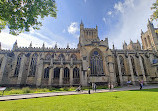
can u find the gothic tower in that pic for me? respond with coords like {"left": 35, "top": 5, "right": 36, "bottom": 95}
{"left": 141, "top": 19, "right": 158, "bottom": 51}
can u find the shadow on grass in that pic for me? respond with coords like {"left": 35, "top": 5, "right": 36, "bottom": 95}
{"left": 129, "top": 88, "right": 158, "bottom": 92}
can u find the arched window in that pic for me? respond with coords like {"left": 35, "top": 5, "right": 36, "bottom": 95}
{"left": 130, "top": 56, "right": 137, "bottom": 76}
{"left": 44, "top": 67, "right": 49, "bottom": 78}
{"left": 14, "top": 54, "right": 23, "bottom": 76}
{"left": 29, "top": 53, "right": 38, "bottom": 76}
{"left": 45, "top": 54, "right": 51, "bottom": 60}
{"left": 119, "top": 56, "right": 126, "bottom": 75}
{"left": 54, "top": 67, "right": 60, "bottom": 78}
{"left": 141, "top": 56, "right": 147, "bottom": 76}
{"left": 58, "top": 54, "right": 65, "bottom": 61}
{"left": 64, "top": 67, "right": 69, "bottom": 78}
{"left": 73, "top": 67, "right": 80, "bottom": 78}
{"left": 90, "top": 50, "right": 104, "bottom": 76}
{"left": 71, "top": 54, "right": 77, "bottom": 61}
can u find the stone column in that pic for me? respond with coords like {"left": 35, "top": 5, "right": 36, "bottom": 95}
{"left": 70, "top": 66, "right": 73, "bottom": 86}
{"left": 59, "top": 67, "right": 63, "bottom": 86}
{"left": 48, "top": 67, "right": 54, "bottom": 86}
{"left": 108, "top": 62, "right": 116, "bottom": 87}
{"left": 139, "top": 56, "right": 147, "bottom": 84}
{"left": 79, "top": 66, "right": 83, "bottom": 85}
{"left": 49, "top": 58, "right": 54, "bottom": 86}
{"left": 117, "top": 56, "right": 123, "bottom": 86}
{"left": 17, "top": 54, "right": 27, "bottom": 85}
{"left": 0, "top": 55, "right": 7, "bottom": 84}
{"left": 128, "top": 56, "right": 136, "bottom": 85}
{"left": 36, "top": 56, "right": 44, "bottom": 87}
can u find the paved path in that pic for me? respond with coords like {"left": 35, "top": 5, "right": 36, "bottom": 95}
{"left": 0, "top": 85, "right": 158, "bottom": 101}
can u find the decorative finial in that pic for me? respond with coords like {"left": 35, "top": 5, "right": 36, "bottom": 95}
{"left": 42, "top": 42, "right": 45, "bottom": 48}
{"left": 29, "top": 41, "right": 32, "bottom": 47}
{"left": 55, "top": 42, "right": 57, "bottom": 49}
{"left": 67, "top": 43, "right": 69, "bottom": 49}
{"left": 0, "top": 42, "right": 1, "bottom": 50}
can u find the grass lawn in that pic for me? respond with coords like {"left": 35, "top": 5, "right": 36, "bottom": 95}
{"left": 0, "top": 88, "right": 158, "bottom": 111}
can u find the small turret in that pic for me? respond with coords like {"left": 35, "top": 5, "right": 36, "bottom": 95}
{"left": 13, "top": 40, "right": 18, "bottom": 51}
{"left": 80, "top": 20, "right": 84, "bottom": 30}
{"left": 67, "top": 43, "right": 69, "bottom": 49}
{"left": 55, "top": 43, "right": 57, "bottom": 49}
{"left": 123, "top": 41, "right": 127, "bottom": 50}
{"left": 42, "top": 42, "right": 45, "bottom": 48}
{"left": 96, "top": 25, "right": 98, "bottom": 30}
{"left": 0, "top": 42, "right": 1, "bottom": 50}
{"left": 29, "top": 41, "right": 32, "bottom": 47}
{"left": 141, "top": 29, "right": 144, "bottom": 35}
{"left": 113, "top": 43, "right": 115, "bottom": 50}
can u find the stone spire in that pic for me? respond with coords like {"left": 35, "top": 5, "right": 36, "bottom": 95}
{"left": 96, "top": 25, "right": 98, "bottom": 30}
{"left": 80, "top": 20, "right": 84, "bottom": 30}
{"left": 0, "top": 42, "right": 1, "bottom": 50}
{"left": 42, "top": 42, "right": 45, "bottom": 48}
{"left": 123, "top": 41, "right": 127, "bottom": 50}
{"left": 130, "top": 39, "right": 133, "bottom": 44}
{"left": 141, "top": 29, "right": 144, "bottom": 35}
{"left": 67, "top": 43, "right": 69, "bottom": 49}
{"left": 55, "top": 43, "right": 57, "bottom": 49}
{"left": 29, "top": 41, "right": 32, "bottom": 47}
{"left": 112, "top": 43, "right": 115, "bottom": 50}
{"left": 13, "top": 40, "right": 18, "bottom": 51}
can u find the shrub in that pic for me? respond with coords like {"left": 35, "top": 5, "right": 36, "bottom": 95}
{"left": 22, "top": 87, "right": 31, "bottom": 93}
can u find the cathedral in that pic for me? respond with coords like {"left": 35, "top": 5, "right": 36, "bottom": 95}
{"left": 0, "top": 20, "right": 158, "bottom": 87}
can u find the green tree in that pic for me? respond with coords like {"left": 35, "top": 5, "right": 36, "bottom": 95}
{"left": 0, "top": 0, "right": 57, "bottom": 35}
{"left": 151, "top": 0, "right": 158, "bottom": 21}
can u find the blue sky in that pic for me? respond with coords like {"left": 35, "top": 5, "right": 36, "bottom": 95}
{"left": 0, "top": 0, "right": 156, "bottom": 49}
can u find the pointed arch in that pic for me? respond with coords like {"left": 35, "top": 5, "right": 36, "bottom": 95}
{"left": 14, "top": 53, "right": 23, "bottom": 76}
{"left": 119, "top": 55, "right": 126, "bottom": 75}
{"left": 71, "top": 54, "right": 77, "bottom": 61}
{"left": 45, "top": 53, "right": 51, "bottom": 60}
{"left": 44, "top": 67, "right": 49, "bottom": 78}
{"left": 90, "top": 49, "right": 104, "bottom": 76}
{"left": 73, "top": 67, "right": 80, "bottom": 78}
{"left": 54, "top": 67, "right": 60, "bottom": 78}
{"left": 29, "top": 53, "right": 38, "bottom": 76}
{"left": 64, "top": 67, "right": 70, "bottom": 78}
{"left": 58, "top": 53, "right": 65, "bottom": 61}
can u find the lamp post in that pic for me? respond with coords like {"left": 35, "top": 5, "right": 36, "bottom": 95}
{"left": 87, "top": 67, "right": 91, "bottom": 94}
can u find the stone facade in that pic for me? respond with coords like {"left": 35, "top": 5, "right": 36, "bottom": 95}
{"left": 0, "top": 20, "right": 158, "bottom": 87}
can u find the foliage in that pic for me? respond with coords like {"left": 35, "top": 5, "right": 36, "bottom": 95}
{"left": 0, "top": 0, "right": 57, "bottom": 35}
{"left": 22, "top": 87, "right": 31, "bottom": 93}
{"left": 0, "top": 88, "right": 158, "bottom": 110}
{"left": 151, "top": 0, "right": 158, "bottom": 21}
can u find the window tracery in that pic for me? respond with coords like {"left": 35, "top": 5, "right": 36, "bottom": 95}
{"left": 73, "top": 67, "right": 80, "bottom": 78}
{"left": 58, "top": 54, "right": 65, "bottom": 61}
{"left": 29, "top": 53, "right": 38, "bottom": 76}
{"left": 119, "top": 56, "right": 126, "bottom": 75}
{"left": 44, "top": 67, "right": 49, "bottom": 78}
{"left": 90, "top": 50, "right": 104, "bottom": 76}
{"left": 14, "top": 54, "right": 23, "bottom": 76}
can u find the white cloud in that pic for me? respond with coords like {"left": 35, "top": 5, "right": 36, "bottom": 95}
{"left": 68, "top": 22, "right": 79, "bottom": 34}
{"left": 107, "top": 11, "right": 112, "bottom": 15}
{"left": 114, "top": 0, "right": 134, "bottom": 14}
{"left": 109, "top": 0, "right": 155, "bottom": 49}
{"left": 102, "top": 17, "right": 106, "bottom": 24}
